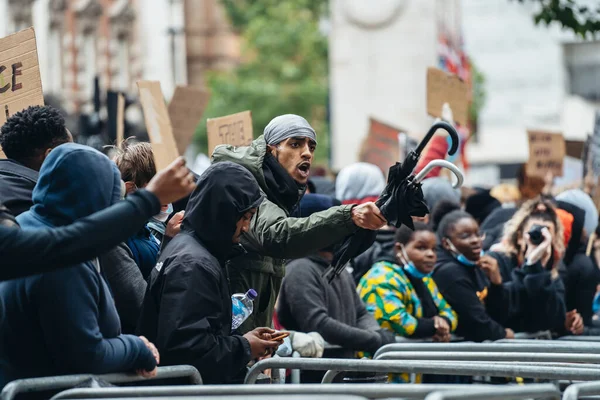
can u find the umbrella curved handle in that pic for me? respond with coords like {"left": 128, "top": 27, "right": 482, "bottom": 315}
{"left": 414, "top": 160, "right": 464, "bottom": 189}
{"left": 414, "top": 121, "right": 460, "bottom": 157}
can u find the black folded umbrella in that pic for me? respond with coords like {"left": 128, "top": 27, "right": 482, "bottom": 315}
{"left": 325, "top": 121, "right": 460, "bottom": 282}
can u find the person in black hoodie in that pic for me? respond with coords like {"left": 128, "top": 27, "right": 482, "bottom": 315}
{"left": 433, "top": 208, "right": 514, "bottom": 342}
{"left": 0, "top": 157, "right": 196, "bottom": 281}
{"left": 555, "top": 192, "right": 600, "bottom": 331}
{"left": 0, "top": 144, "right": 159, "bottom": 389}
{"left": 0, "top": 106, "right": 72, "bottom": 217}
{"left": 137, "top": 161, "right": 283, "bottom": 384}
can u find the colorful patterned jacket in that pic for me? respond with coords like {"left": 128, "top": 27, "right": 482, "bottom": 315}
{"left": 358, "top": 261, "right": 458, "bottom": 337}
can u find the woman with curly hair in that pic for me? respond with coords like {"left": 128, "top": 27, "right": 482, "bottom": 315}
{"left": 489, "top": 198, "right": 578, "bottom": 334}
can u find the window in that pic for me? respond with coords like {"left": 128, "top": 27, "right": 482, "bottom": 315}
{"left": 564, "top": 41, "right": 600, "bottom": 101}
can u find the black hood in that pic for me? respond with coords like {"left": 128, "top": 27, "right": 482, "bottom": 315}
{"left": 182, "top": 161, "right": 264, "bottom": 262}
{"left": 556, "top": 200, "right": 585, "bottom": 265}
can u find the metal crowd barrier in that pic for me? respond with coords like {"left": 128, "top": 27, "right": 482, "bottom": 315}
{"left": 375, "top": 351, "right": 600, "bottom": 363}
{"left": 559, "top": 336, "right": 600, "bottom": 342}
{"left": 0, "top": 365, "right": 201, "bottom": 400}
{"left": 563, "top": 380, "right": 600, "bottom": 400}
{"left": 424, "top": 384, "right": 560, "bottom": 400}
{"left": 242, "top": 358, "right": 600, "bottom": 384}
{"left": 50, "top": 384, "right": 495, "bottom": 400}
{"left": 373, "top": 341, "right": 600, "bottom": 359}
{"left": 512, "top": 331, "right": 553, "bottom": 340}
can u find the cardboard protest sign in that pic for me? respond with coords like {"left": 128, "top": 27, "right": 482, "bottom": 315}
{"left": 168, "top": 85, "right": 210, "bottom": 155}
{"left": 207, "top": 110, "right": 253, "bottom": 156}
{"left": 427, "top": 67, "right": 469, "bottom": 126}
{"left": 526, "top": 130, "right": 565, "bottom": 178}
{"left": 116, "top": 93, "right": 125, "bottom": 147}
{"left": 0, "top": 28, "right": 44, "bottom": 158}
{"left": 359, "top": 118, "right": 403, "bottom": 176}
{"left": 136, "top": 81, "right": 179, "bottom": 171}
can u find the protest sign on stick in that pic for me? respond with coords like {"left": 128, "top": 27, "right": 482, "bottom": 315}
{"left": 427, "top": 67, "right": 469, "bottom": 127}
{"left": 526, "top": 130, "right": 565, "bottom": 178}
{"left": 137, "top": 81, "right": 179, "bottom": 171}
{"left": 168, "top": 85, "right": 210, "bottom": 155}
{"left": 0, "top": 27, "right": 44, "bottom": 158}
{"left": 359, "top": 118, "right": 404, "bottom": 177}
{"left": 116, "top": 93, "right": 125, "bottom": 147}
{"left": 207, "top": 110, "right": 253, "bottom": 156}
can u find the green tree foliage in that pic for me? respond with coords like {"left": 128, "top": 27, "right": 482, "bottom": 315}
{"left": 469, "top": 59, "right": 486, "bottom": 140}
{"left": 516, "top": 0, "right": 600, "bottom": 38}
{"left": 195, "top": 0, "right": 330, "bottom": 163}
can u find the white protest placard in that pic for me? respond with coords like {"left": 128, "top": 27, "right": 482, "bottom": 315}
{"left": 168, "top": 85, "right": 210, "bottom": 155}
{"left": 0, "top": 27, "right": 44, "bottom": 158}
{"left": 207, "top": 110, "right": 253, "bottom": 156}
{"left": 526, "top": 130, "right": 565, "bottom": 178}
{"left": 427, "top": 67, "right": 469, "bottom": 127}
{"left": 137, "top": 81, "right": 179, "bottom": 171}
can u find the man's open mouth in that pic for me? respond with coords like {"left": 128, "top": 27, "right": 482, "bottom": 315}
{"left": 297, "top": 162, "right": 311, "bottom": 178}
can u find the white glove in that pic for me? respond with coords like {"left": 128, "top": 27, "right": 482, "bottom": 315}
{"left": 290, "top": 331, "right": 325, "bottom": 358}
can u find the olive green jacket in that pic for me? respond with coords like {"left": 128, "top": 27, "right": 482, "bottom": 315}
{"left": 212, "top": 136, "right": 357, "bottom": 330}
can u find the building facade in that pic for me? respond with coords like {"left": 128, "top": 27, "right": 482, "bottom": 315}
{"left": 1, "top": 0, "right": 239, "bottom": 127}
{"left": 461, "top": 0, "right": 600, "bottom": 186}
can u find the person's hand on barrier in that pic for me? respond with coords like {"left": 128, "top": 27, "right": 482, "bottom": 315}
{"left": 290, "top": 331, "right": 325, "bottom": 358}
{"left": 351, "top": 202, "right": 387, "bottom": 230}
{"left": 478, "top": 255, "right": 502, "bottom": 285}
{"left": 433, "top": 316, "right": 450, "bottom": 335}
{"left": 566, "top": 310, "right": 584, "bottom": 335}
{"left": 136, "top": 336, "right": 159, "bottom": 378}
{"left": 244, "top": 327, "right": 283, "bottom": 359}
{"left": 145, "top": 157, "right": 196, "bottom": 205}
{"left": 504, "top": 328, "right": 515, "bottom": 339}
{"left": 165, "top": 211, "right": 184, "bottom": 238}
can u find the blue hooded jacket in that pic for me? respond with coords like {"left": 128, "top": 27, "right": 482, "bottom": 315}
{"left": 0, "top": 143, "right": 155, "bottom": 388}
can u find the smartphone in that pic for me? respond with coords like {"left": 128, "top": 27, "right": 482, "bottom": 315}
{"left": 270, "top": 331, "right": 290, "bottom": 341}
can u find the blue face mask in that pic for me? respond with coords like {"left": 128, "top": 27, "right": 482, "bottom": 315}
{"left": 456, "top": 253, "right": 478, "bottom": 267}
{"left": 447, "top": 241, "right": 484, "bottom": 267}
{"left": 403, "top": 262, "right": 431, "bottom": 279}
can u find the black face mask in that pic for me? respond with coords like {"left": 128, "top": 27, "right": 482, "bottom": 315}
{"left": 262, "top": 153, "right": 305, "bottom": 214}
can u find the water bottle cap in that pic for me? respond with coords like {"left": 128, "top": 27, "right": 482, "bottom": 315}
{"left": 247, "top": 289, "right": 257, "bottom": 300}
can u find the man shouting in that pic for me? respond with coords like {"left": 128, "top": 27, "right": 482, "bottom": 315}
{"left": 213, "top": 114, "right": 386, "bottom": 332}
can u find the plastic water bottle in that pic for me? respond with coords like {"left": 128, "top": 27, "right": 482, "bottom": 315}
{"left": 231, "top": 289, "right": 257, "bottom": 331}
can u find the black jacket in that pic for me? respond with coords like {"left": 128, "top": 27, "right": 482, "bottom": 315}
{"left": 136, "top": 162, "right": 264, "bottom": 384}
{"left": 433, "top": 250, "right": 507, "bottom": 342}
{"left": 0, "top": 190, "right": 160, "bottom": 281}
{"left": 556, "top": 201, "right": 600, "bottom": 326}
{"left": 278, "top": 254, "right": 391, "bottom": 359}
{"left": 503, "top": 262, "right": 566, "bottom": 333}
{"left": 350, "top": 229, "right": 396, "bottom": 284}
{"left": 0, "top": 159, "right": 38, "bottom": 217}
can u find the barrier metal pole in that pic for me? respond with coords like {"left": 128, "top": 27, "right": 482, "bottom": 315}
{"left": 0, "top": 365, "right": 201, "bottom": 400}
{"left": 50, "top": 384, "right": 496, "bottom": 400}
{"left": 425, "top": 384, "right": 560, "bottom": 400}
{"left": 291, "top": 351, "right": 301, "bottom": 384}
{"left": 373, "top": 342, "right": 600, "bottom": 359}
{"left": 558, "top": 336, "right": 600, "bottom": 342}
{"left": 562, "top": 381, "right": 600, "bottom": 400}
{"left": 243, "top": 358, "right": 600, "bottom": 384}
{"left": 376, "top": 351, "right": 600, "bottom": 363}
